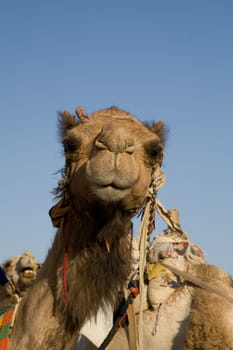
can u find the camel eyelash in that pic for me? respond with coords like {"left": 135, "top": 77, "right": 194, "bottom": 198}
{"left": 63, "top": 139, "right": 80, "bottom": 153}
{"left": 144, "top": 141, "right": 163, "bottom": 159}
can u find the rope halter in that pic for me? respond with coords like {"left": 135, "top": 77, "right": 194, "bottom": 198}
{"left": 136, "top": 164, "right": 166, "bottom": 350}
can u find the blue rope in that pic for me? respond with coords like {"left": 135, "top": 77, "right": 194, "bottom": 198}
{"left": 0, "top": 265, "right": 9, "bottom": 286}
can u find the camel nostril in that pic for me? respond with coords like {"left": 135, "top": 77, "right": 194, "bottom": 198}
{"left": 125, "top": 145, "right": 135, "bottom": 154}
{"left": 95, "top": 139, "right": 108, "bottom": 150}
{"left": 96, "top": 138, "right": 135, "bottom": 154}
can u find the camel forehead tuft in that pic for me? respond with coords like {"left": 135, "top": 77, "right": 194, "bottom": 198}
{"left": 88, "top": 106, "right": 146, "bottom": 126}
{"left": 63, "top": 106, "right": 162, "bottom": 144}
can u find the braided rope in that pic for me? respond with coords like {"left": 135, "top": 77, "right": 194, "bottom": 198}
{"left": 137, "top": 164, "right": 166, "bottom": 350}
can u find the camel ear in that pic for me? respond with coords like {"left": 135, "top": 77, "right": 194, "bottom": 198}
{"left": 59, "top": 110, "right": 79, "bottom": 138}
{"left": 2, "top": 259, "right": 12, "bottom": 272}
{"left": 149, "top": 121, "right": 166, "bottom": 144}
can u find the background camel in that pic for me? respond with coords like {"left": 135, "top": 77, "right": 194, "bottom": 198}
{"left": 0, "top": 251, "right": 40, "bottom": 309}
{"left": 8, "top": 106, "right": 165, "bottom": 350}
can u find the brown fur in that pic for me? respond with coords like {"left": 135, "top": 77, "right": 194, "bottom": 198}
{"left": 184, "top": 264, "right": 233, "bottom": 350}
{"left": 9, "top": 106, "right": 165, "bottom": 350}
{"left": 55, "top": 209, "right": 132, "bottom": 331}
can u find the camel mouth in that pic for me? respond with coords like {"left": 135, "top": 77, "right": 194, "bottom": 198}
{"left": 94, "top": 184, "right": 131, "bottom": 202}
{"left": 22, "top": 266, "right": 33, "bottom": 272}
{"left": 21, "top": 267, "right": 37, "bottom": 279}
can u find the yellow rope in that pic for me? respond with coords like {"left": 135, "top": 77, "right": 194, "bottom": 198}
{"left": 137, "top": 201, "right": 151, "bottom": 350}
{"left": 155, "top": 199, "right": 184, "bottom": 235}
{"left": 136, "top": 165, "right": 166, "bottom": 349}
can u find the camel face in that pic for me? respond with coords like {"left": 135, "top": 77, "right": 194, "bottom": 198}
{"left": 60, "top": 107, "right": 165, "bottom": 212}
{"left": 3, "top": 251, "right": 40, "bottom": 296}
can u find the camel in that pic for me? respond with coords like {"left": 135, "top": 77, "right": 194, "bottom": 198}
{"left": 107, "top": 209, "right": 233, "bottom": 350}
{"left": 0, "top": 251, "right": 40, "bottom": 309}
{"left": 8, "top": 106, "right": 166, "bottom": 350}
{"left": 108, "top": 264, "right": 233, "bottom": 350}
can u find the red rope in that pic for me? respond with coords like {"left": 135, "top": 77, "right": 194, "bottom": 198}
{"left": 63, "top": 209, "right": 72, "bottom": 304}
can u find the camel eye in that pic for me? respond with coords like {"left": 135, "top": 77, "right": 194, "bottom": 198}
{"left": 144, "top": 140, "right": 162, "bottom": 160}
{"left": 63, "top": 139, "right": 79, "bottom": 153}
{"left": 148, "top": 148, "right": 159, "bottom": 158}
{"left": 4, "top": 262, "right": 11, "bottom": 269}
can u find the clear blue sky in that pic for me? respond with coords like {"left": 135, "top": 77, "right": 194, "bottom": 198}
{"left": 0, "top": 1, "right": 232, "bottom": 275}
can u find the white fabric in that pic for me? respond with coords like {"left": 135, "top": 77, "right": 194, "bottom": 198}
{"left": 78, "top": 303, "right": 114, "bottom": 347}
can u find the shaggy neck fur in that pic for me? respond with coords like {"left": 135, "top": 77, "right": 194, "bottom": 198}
{"left": 54, "top": 204, "right": 132, "bottom": 332}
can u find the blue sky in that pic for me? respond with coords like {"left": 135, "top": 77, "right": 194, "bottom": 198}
{"left": 0, "top": 1, "right": 232, "bottom": 275}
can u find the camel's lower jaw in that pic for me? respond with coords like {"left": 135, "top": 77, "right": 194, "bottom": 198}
{"left": 94, "top": 185, "right": 131, "bottom": 202}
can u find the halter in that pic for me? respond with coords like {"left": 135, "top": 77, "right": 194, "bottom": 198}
{"left": 134, "top": 164, "right": 166, "bottom": 350}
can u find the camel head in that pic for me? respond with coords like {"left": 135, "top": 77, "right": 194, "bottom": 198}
{"left": 3, "top": 251, "right": 40, "bottom": 296}
{"left": 58, "top": 106, "right": 165, "bottom": 216}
